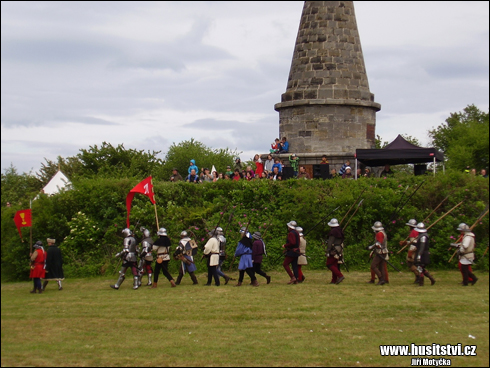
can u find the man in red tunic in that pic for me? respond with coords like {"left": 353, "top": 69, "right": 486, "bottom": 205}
{"left": 282, "top": 221, "right": 300, "bottom": 284}
{"left": 29, "top": 241, "right": 46, "bottom": 294}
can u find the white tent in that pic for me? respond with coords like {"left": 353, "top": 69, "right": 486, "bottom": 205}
{"left": 42, "top": 171, "right": 72, "bottom": 195}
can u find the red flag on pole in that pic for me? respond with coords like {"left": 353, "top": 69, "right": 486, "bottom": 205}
{"left": 13, "top": 209, "right": 32, "bottom": 239}
{"left": 126, "top": 176, "right": 155, "bottom": 227}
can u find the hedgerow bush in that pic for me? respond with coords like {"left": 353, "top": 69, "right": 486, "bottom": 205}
{"left": 1, "top": 171, "right": 488, "bottom": 281}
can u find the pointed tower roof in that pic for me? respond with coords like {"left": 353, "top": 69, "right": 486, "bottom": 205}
{"left": 275, "top": 1, "right": 380, "bottom": 110}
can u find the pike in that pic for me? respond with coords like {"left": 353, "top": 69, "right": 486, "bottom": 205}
{"left": 448, "top": 207, "right": 489, "bottom": 263}
{"left": 340, "top": 188, "right": 366, "bottom": 225}
{"left": 397, "top": 201, "right": 464, "bottom": 255}
{"left": 422, "top": 189, "right": 455, "bottom": 223}
{"left": 343, "top": 199, "right": 364, "bottom": 231}
{"left": 227, "top": 216, "right": 252, "bottom": 272}
{"left": 303, "top": 206, "right": 340, "bottom": 237}
{"left": 390, "top": 180, "right": 426, "bottom": 223}
{"left": 376, "top": 252, "right": 401, "bottom": 272}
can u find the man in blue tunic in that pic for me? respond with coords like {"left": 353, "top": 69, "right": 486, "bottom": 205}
{"left": 174, "top": 231, "right": 199, "bottom": 285}
{"left": 234, "top": 227, "right": 259, "bottom": 287}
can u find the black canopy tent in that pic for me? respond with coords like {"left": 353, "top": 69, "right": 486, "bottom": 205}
{"left": 355, "top": 135, "right": 444, "bottom": 177}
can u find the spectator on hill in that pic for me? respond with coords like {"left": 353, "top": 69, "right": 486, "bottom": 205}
{"left": 480, "top": 169, "right": 488, "bottom": 178}
{"left": 253, "top": 154, "right": 264, "bottom": 178}
{"left": 272, "top": 157, "right": 282, "bottom": 174}
{"left": 380, "top": 164, "right": 394, "bottom": 177}
{"left": 186, "top": 169, "right": 201, "bottom": 183}
{"left": 225, "top": 166, "right": 234, "bottom": 177}
{"left": 278, "top": 137, "right": 289, "bottom": 153}
{"left": 232, "top": 169, "right": 242, "bottom": 181}
{"left": 342, "top": 167, "right": 354, "bottom": 179}
{"left": 330, "top": 168, "right": 339, "bottom": 179}
{"left": 298, "top": 166, "right": 311, "bottom": 180}
{"left": 339, "top": 160, "right": 351, "bottom": 176}
{"left": 289, "top": 154, "right": 300, "bottom": 177}
{"left": 170, "top": 168, "right": 183, "bottom": 182}
{"left": 188, "top": 159, "right": 198, "bottom": 175}
{"left": 234, "top": 157, "right": 244, "bottom": 172}
{"left": 320, "top": 155, "right": 329, "bottom": 164}
{"left": 268, "top": 166, "right": 280, "bottom": 181}
{"left": 264, "top": 154, "right": 274, "bottom": 173}
{"left": 270, "top": 138, "right": 281, "bottom": 153}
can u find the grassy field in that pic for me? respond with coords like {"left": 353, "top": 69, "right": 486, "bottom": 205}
{"left": 1, "top": 270, "right": 488, "bottom": 367}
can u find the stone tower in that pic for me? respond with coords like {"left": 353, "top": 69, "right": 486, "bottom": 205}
{"left": 274, "top": 1, "right": 381, "bottom": 166}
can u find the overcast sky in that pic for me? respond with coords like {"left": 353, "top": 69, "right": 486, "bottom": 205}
{"left": 2, "top": 1, "right": 488, "bottom": 175}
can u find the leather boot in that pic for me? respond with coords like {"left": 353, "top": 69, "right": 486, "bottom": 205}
{"left": 251, "top": 279, "right": 259, "bottom": 287}
{"left": 424, "top": 271, "right": 436, "bottom": 285}
{"left": 287, "top": 277, "right": 297, "bottom": 284}
{"left": 234, "top": 282, "right": 242, "bottom": 287}
{"left": 151, "top": 282, "right": 158, "bottom": 289}
{"left": 266, "top": 275, "right": 271, "bottom": 284}
{"left": 170, "top": 280, "right": 177, "bottom": 288}
{"left": 30, "top": 288, "right": 37, "bottom": 294}
{"left": 175, "top": 274, "right": 183, "bottom": 285}
{"left": 418, "top": 276, "right": 424, "bottom": 286}
{"left": 42, "top": 280, "right": 49, "bottom": 291}
{"left": 190, "top": 273, "right": 199, "bottom": 285}
{"left": 37, "top": 286, "right": 43, "bottom": 294}
{"left": 224, "top": 276, "right": 231, "bottom": 285}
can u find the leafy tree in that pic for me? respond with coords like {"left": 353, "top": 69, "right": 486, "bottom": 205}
{"left": 74, "top": 142, "right": 164, "bottom": 179}
{"left": 1, "top": 165, "right": 42, "bottom": 207}
{"left": 429, "top": 104, "right": 489, "bottom": 170}
{"left": 161, "top": 138, "right": 239, "bottom": 180}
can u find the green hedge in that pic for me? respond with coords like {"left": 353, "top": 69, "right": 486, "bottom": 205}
{"left": 1, "top": 171, "right": 488, "bottom": 281}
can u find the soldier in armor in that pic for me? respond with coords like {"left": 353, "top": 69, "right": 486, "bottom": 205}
{"left": 453, "top": 223, "right": 478, "bottom": 286}
{"left": 234, "top": 227, "right": 258, "bottom": 287}
{"left": 367, "top": 221, "right": 389, "bottom": 285}
{"left": 414, "top": 222, "right": 436, "bottom": 286}
{"left": 203, "top": 229, "right": 221, "bottom": 286}
{"left": 296, "top": 227, "right": 307, "bottom": 283}
{"left": 110, "top": 228, "right": 140, "bottom": 290}
{"left": 325, "top": 218, "right": 345, "bottom": 285}
{"left": 138, "top": 227, "right": 154, "bottom": 286}
{"left": 174, "top": 231, "right": 199, "bottom": 285}
{"left": 400, "top": 219, "right": 420, "bottom": 284}
{"left": 282, "top": 221, "right": 300, "bottom": 284}
{"left": 151, "top": 228, "right": 176, "bottom": 288}
{"left": 215, "top": 227, "right": 233, "bottom": 285}
{"left": 252, "top": 231, "right": 271, "bottom": 284}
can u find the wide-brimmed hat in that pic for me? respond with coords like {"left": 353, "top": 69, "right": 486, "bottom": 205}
{"left": 327, "top": 218, "right": 339, "bottom": 227}
{"left": 287, "top": 221, "right": 297, "bottom": 229}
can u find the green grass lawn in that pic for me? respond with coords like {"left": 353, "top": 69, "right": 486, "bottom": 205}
{"left": 1, "top": 270, "right": 488, "bottom": 367}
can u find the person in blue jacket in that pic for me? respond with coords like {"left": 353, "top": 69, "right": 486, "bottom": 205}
{"left": 188, "top": 159, "right": 198, "bottom": 174}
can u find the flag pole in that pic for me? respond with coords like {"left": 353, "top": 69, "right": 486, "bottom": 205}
{"left": 152, "top": 178, "right": 159, "bottom": 230}
{"left": 154, "top": 203, "right": 159, "bottom": 230}
{"left": 29, "top": 198, "right": 33, "bottom": 254}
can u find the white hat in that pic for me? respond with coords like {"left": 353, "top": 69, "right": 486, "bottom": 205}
{"left": 287, "top": 221, "right": 297, "bottom": 229}
{"left": 327, "top": 218, "right": 339, "bottom": 227}
{"left": 157, "top": 228, "right": 167, "bottom": 236}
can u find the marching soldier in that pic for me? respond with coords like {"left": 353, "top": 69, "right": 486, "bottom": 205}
{"left": 234, "top": 227, "right": 258, "bottom": 287}
{"left": 215, "top": 227, "right": 233, "bottom": 284}
{"left": 367, "top": 221, "right": 389, "bottom": 286}
{"left": 414, "top": 222, "right": 436, "bottom": 286}
{"left": 400, "top": 219, "right": 420, "bottom": 284}
{"left": 252, "top": 231, "right": 271, "bottom": 284}
{"left": 30, "top": 241, "right": 46, "bottom": 294}
{"left": 174, "top": 231, "right": 199, "bottom": 285}
{"left": 138, "top": 227, "right": 154, "bottom": 286}
{"left": 325, "top": 219, "right": 345, "bottom": 285}
{"left": 282, "top": 221, "right": 300, "bottom": 284}
{"left": 110, "top": 228, "right": 140, "bottom": 290}
{"left": 203, "top": 229, "right": 221, "bottom": 286}
{"left": 296, "top": 227, "right": 307, "bottom": 283}
{"left": 151, "top": 228, "right": 176, "bottom": 288}
{"left": 454, "top": 223, "right": 478, "bottom": 286}
{"left": 42, "top": 238, "right": 65, "bottom": 291}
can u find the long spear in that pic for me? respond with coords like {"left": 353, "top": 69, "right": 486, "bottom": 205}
{"left": 397, "top": 201, "right": 464, "bottom": 254}
{"left": 303, "top": 206, "right": 340, "bottom": 237}
{"left": 448, "top": 208, "right": 489, "bottom": 263}
{"left": 340, "top": 188, "right": 366, "bottom": 225}
{"left": 343, "top": 199, "right": 364, "bottom": 231}
{"left": 422, "top": 190, "right": 455, "bottom": 223}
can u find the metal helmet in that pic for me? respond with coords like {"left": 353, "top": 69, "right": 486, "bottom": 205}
{"left": 457, "top": 223, "right": 470, "bottom": 232}
{"left": 157, "top": 228, "right": 167, "bottom": 236}
{"left": 180, "top": 230, "right": 188, "bottom": 238}
{"left": 208, "top": 229, "right": 218, "bottom": 237}
{"left": 287, "top": 221, "right": 297, "bottom": 229}
{"left": 415, "top": 222, "right": 427, "bottom": 233}
{"left": 252, "top": 231, "right": 262, "bottom": 240}
{"left": 33, "top": 240, "right": 43, "bottom": 249}
{"left": 295, "top": 227, "right": 304, "bottom": 236}
{"left": 406, "top": 219, "right": 417, "bottom": 227}
{"left": 372, "top": 221, "right": 384, "bottom": 231}
{"left": 328, "top": 218, "right": 339, "bottom": 227}
{"left": 140, "top": 227, "right": 150, "bottom": 238}
{"left": 216, "top": 226, "right": 223, "bottom": 235}
{"left": 122, "top": 228, "right": 132, "bottom": 237}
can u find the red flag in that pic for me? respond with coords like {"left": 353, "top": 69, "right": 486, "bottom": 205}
{"left": 126, "top": 176, "right": 155, "bottom": 227}
{"left": 13, "top": 209, "right": 32, "bottom": 238}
